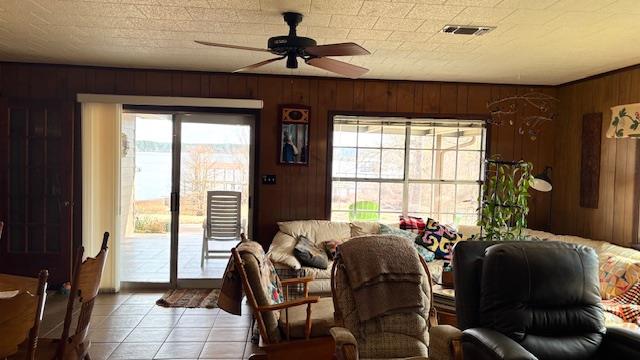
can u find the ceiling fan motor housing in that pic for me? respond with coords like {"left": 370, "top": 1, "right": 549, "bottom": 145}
{"left": 267, "top": 12, "right": 317, "bottom": 68}
{"left": 268, "top": 36, "right": 317, "bottom": 56}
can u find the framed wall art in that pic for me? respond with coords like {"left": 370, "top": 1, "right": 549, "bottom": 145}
{"left": 279, "top": 105, "right": 310, "bottom": 165}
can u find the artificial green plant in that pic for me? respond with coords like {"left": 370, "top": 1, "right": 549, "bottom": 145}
{"left": 478, "top": 156, "right": 534, "bottom": 241}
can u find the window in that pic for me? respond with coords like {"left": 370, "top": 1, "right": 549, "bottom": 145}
{"left": 330, "top": 115, "right": 486, "bottom": 226}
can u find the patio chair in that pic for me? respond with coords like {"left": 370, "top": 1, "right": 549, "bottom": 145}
{"left": 12, "top": 233, "right": 110, "bottom": 360}
{"left": 0, "top": 270, "right": 48, "bottom": 360}
{"left": 201, "top": 191, "right": 242, "bottom": 267}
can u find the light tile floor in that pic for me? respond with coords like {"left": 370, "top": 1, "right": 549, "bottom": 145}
{"left": 121, "top": 224, "right": 237, "bottom": 282}
{"left": 43, "top": 291, "right": 261, "bottom": 360}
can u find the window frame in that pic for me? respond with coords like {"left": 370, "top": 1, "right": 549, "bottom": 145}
{"left": 325, "top": 112, "right": 491, "bottom": 225}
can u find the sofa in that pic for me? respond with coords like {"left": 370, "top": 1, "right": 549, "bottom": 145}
{"left": 267, "top": 220, "right": 468, "bottom": 296}
{"left": 267, "top": 219, "right": 640, "bottom": 328}
{"left": 522, "top": 228, "right": 640, "bottom": 330}
{"left": 268, "top": 220, "right": 378, "bottom": 296}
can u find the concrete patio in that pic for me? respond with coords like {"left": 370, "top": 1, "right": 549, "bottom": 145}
{"left": 121, "top": 224, "right": 235, "bottom": 282}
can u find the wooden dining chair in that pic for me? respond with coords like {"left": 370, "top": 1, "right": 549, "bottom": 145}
{"left": 22, "top": 232, "right": 110, "bottom": 360}
{"left": 0, "top": 270, "right": 49, "bottom": 360}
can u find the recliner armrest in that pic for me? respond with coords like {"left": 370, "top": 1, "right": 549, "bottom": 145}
{"left": 462, "top": 328, "right": 538, "bottom": 360}
{"left": 429, "top": 325, "right": 462, "bottom": 360}
{"left": 330, "top": 327, "right": 359, "bottom": 360}
{"left": 600, "top": 327, "right": 640, "bottom": 359}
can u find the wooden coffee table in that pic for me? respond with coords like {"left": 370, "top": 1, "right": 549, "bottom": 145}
{"left": 432, "top": 284, "right": 457, "bottom": 326}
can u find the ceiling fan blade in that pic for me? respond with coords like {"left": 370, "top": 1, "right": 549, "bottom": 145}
{"left": 305, "top": 42, "right": 370, "bottom": 57}
{"left": 233, "top": 57, "right": 285, "bottom": 73}
{"left": 306, "top": 57, "right": 369, "bottom": 78}
{"left": 195, "top": 40, "right": 270, "bottom": 53}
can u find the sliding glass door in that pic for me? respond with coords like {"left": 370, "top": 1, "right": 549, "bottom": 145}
{"left": 120, "top": 113, "right": 173, "bottom": 283}
{"left": 176, "top": 114, "right": 253, "bottom": 282}
{"left": 120, "top": 109, "right": 255, "bottom": 288}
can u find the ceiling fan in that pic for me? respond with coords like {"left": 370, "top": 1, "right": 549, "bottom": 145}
{"left": 195, "top": 12, "right": 371, "bottom": 78}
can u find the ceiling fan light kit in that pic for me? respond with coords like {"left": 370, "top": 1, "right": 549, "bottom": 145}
{"left": 195, "top": 12, "right": 371, "bottom": 78}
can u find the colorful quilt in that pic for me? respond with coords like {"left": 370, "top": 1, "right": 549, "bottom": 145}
{"left": 600, "top": 255, "right": 640, "bottom": 299}
{"left": 602, "top": 282, "right": 640, "bottom": 324}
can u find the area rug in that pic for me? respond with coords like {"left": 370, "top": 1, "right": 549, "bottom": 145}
{"left": 156, "top": 289, "right": 220, "bottom": 308}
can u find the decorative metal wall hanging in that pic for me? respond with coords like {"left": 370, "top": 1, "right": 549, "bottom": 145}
{"left": 487, "top": 92, "right": 559, "bottom": 140}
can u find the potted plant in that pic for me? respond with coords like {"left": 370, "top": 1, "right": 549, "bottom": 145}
{"left": 478, "top": 156, "right": 534, "bottom": 241}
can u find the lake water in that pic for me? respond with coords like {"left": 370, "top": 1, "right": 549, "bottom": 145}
{"left": 135, "top": 152, "right": 172, "bottom": 200}
{"left": 134, "top": 150, "right": 249, "bottom": 200}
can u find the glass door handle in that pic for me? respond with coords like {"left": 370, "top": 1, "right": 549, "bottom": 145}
{"left": 170, "top": 192, "right": 179, "bottom": 212}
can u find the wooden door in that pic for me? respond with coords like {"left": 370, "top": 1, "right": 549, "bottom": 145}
{"left": 0, "top": 99, "right": 74, "bottom": 285}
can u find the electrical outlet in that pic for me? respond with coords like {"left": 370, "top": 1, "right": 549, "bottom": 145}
{"left": 262, "top": 175, "right": 276, "bottom": 185}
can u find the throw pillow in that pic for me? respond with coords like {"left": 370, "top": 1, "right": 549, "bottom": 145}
{"left": 414, "top": 243, "right": 435, "bottom": 263}
{"left": 322, "top": 239, "right": 343, "bottom": 260}
{"left": 600, "top": 256, "right": 640, "bottom": 300}
{"left": 379, "top": 224, "right": 418, "bottom": 242}
{"left": 415, "top": 218, "right": 462, "bottom": 260}
{"left": 351, "top": 221, "right": 380, "bottom": 234}
{"left": 349, "top": 223, "right": 369, "bottom": 238}
{"left": 267, "top": 232, "right": 302, "bottom": 270}
{"left": 293, "top": 235, "right": 329, "bottom": 269}
{"left": 399, "top": 215, "right": 426, "bottom": 234}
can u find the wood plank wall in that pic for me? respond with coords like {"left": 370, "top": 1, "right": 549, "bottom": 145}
{"left": 0, "top": 62, "right": 556, "bottom": 247}
{"left": 553, "top": 68, "right": 640, "bottom": 247}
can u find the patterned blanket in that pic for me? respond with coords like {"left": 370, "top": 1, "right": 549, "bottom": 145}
{"left": 218, "top": 240, "right": 284, "bottom": 317}
{"left": 602, "top": 282, "right": 640, "bottom": 323}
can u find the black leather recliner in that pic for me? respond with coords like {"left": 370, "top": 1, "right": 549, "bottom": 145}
{"left": 453, "top": 240, "right": 640, "bottom": 360}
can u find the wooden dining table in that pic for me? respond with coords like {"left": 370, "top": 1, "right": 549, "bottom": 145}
{"left": 0, "top": 273, "right": 40, "bottom": 293}
{"left": 0, "top": 272, "right": 48, "bottom": 359}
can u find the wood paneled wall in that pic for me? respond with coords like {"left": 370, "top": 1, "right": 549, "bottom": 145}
{"left": 0, "top": 62, "right": 556, "bottom": 247}
{"left": 553, "top": 68, "right": 640, "bottom": 247}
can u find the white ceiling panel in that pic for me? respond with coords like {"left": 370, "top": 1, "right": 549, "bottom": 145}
{"left": 0, "top": 0, "right": 638, "bottom": 85}
{"left": 359, "top": 1, "right": 414, "bottom": 18}
{"left": 374, "top": 17, "right": 425, "bottom": 32}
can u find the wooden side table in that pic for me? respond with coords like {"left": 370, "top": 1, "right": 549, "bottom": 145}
{"left": 432, "top": 284, "right": 457, "bottom": 327}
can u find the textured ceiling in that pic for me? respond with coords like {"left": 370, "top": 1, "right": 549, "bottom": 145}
{"left": 0, "top": 0, "right": 639, "bottom": 85}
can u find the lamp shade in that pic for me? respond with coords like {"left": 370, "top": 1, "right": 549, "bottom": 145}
{"left": 532, "top": 166, "right": 552, "bottom": 192}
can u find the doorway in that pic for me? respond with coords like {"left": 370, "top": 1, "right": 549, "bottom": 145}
{"left": 119, "top": 108, "right": 255, "bottom": 288}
